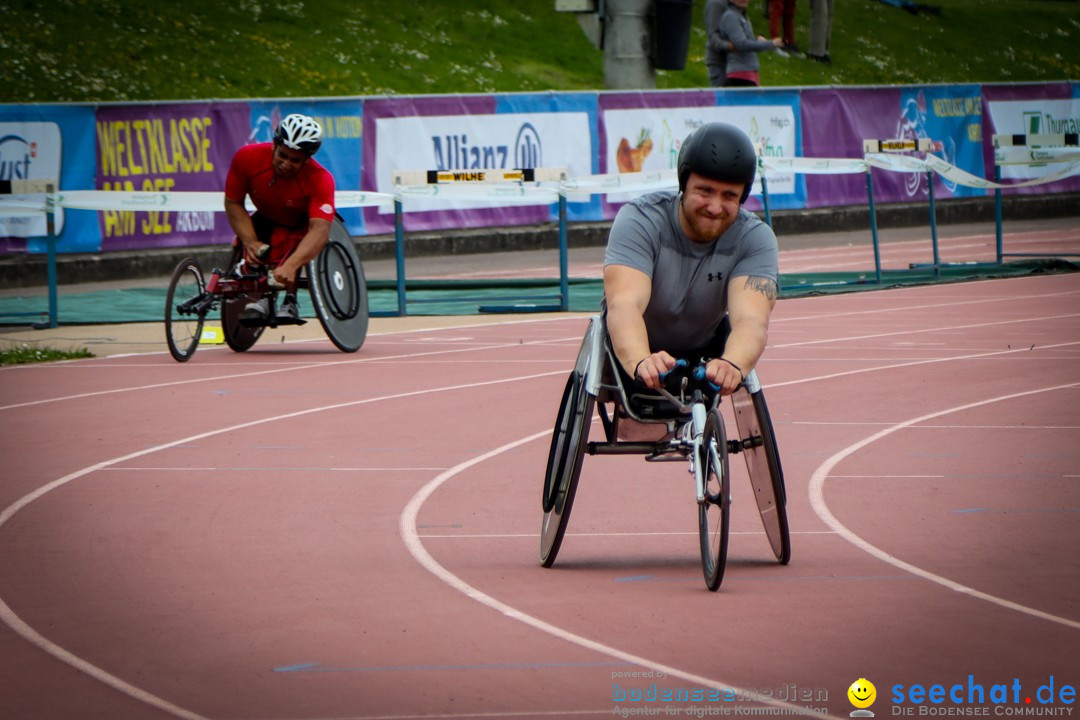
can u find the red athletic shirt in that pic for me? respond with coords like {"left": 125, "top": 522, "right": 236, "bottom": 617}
{"left": 224, "top": 143, "right": 336, "bottom": 228}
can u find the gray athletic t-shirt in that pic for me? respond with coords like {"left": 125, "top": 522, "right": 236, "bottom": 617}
{"left": 603, "top": 190, "right": 778, "bottom": 352}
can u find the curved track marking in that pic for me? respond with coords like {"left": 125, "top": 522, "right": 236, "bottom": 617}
{"left": 809, "top": 382, "right": 1080, "bottom": 631}
{"left": 0, "top": 370, "right": 563, "bottom": 719}
{"left": 0, "top": 334, "right": 582, "bottom": 412}
{"left": 768, "top": 340, "right": 1080, "bottom": 390}
{"left": 774, "top": 313, "right": 1080, "bottom": 348}
{"left": 400, "top": 436, "right": 846, "bottom": 720}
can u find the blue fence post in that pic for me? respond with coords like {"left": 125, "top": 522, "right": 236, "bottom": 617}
{"left": 393, "top": 198, "right": 407, "bottom": 316}
{"left": 994, "top": 163, "right": 1004, "bottom": 265}
{"left": 46, "top": 182, "right": 58, "bottom": 328}
{"left": 558, "top": 193, "right": 569, "bottom": 312}
{"left": 927, "top": 171, "right": 940, "bottom": 279}
{"left": 760, "top": 172, "right": 772, "bottom": 227}
{"left": 866, "top": 168, "right": 883, "bottom": 285}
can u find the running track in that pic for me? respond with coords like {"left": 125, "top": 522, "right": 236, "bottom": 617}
{"left": 1, "top": 272, "right": 1078, "bottom": 720}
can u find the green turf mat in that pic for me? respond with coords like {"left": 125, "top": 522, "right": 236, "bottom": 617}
{"left": 1, "top": 260, "right": 1073, "bottom": 326}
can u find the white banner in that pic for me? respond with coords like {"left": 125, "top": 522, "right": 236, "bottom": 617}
{"left": 985, "top": 98, "right": 1080, "bottom": 180}
{"left": 602, "top": 105, "right": 799, "bottom": 200}
{"left": 864, "top": 153, "right": 930, "bottom": 173}
{"left": 396, "top": 183, "right": 559, "bottom": 204}
{"left": 560, "top": 169, "right": 677, "bottom": 200}
{"left": 993, "top": 146, "right": 1080, "bottom": 166}
{"left": 42, "top": 190, "right": 394, "bottom": 212}
{"left": 760, "top": 157, "right": 868, "bottom": 175}
{"left": 0, "top": 121, "right": 64, "bottom": 236}
{"left": 374, "top": 112, "right": 592, "bottom": 212}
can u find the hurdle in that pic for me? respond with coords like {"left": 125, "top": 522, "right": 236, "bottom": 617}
{"left": 0, "top": 187, "right": 394, "bottom": 327}
{"left": 390, "top": 167, "right": 567, "bottom": 314}
{"left": 863, "top": 138, "right": 943, "bottom": 280}
{"left": 991, "top": 133, "right": 1080, "bottom": 264}
{"left": 0, "top": 179, "right": 59, "bottom": 328}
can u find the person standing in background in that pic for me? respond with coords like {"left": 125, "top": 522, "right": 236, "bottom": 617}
{"left": 720, "top": 0, "right": 783, "bottom": 87}
{"left": 808, "top": 0, "right": 834, "bottom": 63}
{"left": 768, "top": 0, "right": 798, "bottom": 52}
{"left": 704, "top": 0, "right": 732, "bottom": 87}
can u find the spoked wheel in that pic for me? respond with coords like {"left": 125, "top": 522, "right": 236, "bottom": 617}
{"left": 308, "top": 218, "right": 368, "bottom": 353}
{"left": 698, "top": 407, "right": 731, "bottom": 591}
{"left": 165, "top": 257, "right": 208, "bottom": 362}
{"left": 540, "top": 369, "right": 595, "bottom": 567}
{"left": 732, "top": 385, "right": 791, "bottom": 565}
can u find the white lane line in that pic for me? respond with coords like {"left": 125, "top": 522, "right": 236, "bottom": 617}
{"left": 417, "top": 530, "right": 837, "bottom": 539}
{"left": 766, "top": 341, "right": 1080, "bottom": 390}
{"left": 0, "top": 334, "right": 584, "bottom": 412}
{"left": 808, "top": 382, "right": 1080, "bottom": 631}
{"left": 399, "top": 436, "right": 845, "bottom": 720}
{"left": 0, "top": 370, "right": 564, "bottom": 720}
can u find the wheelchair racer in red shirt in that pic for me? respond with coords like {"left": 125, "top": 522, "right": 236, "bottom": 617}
{"left": 224, "top": 113, "right": 336, "bottom": 323}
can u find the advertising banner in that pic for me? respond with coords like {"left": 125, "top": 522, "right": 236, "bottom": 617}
{"left": 362, "top": 94, "right": 596, "bottom": 235}
{"left": 93, "top": 102, "right": 250, "bottom": 251}
{"left": 801, "top": 85, "right": 986, "bottom": 209}
{"left": 1, "top": 82, "right": 1075, "bottom": 258}
{"left": 0, "top": 104, "right": 96, "bottom": 254}
{"left": 982, "top": 82, "right": 1080, "bottom": 195}
{"left": 597, "top": 89, "right": 801, "bottom": 216}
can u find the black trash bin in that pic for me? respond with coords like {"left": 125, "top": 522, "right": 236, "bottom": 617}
{"left": 653, "top": 0, "right": 694, "bottom": 70}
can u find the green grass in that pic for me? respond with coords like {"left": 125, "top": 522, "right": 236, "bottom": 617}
{"left": 0, "top": 343, "right": 93, "bottom": 365}
{"left": 1, "top": 0, "right": 1076, "bottom": 103}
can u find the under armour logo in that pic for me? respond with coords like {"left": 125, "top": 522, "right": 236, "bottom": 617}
{"left": 708, "top": 272, "right": 722, "bottom": 282}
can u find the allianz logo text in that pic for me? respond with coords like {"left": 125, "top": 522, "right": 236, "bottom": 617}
{"left": 431, "top": 122, "right": 543, "bottom": 171}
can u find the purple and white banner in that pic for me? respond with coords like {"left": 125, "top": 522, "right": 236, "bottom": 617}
{"left": 93, "top": 102, "right": 250, "bottom": 252}
{"left": 1, "top": 82, "right": 1076, "bottom": 256}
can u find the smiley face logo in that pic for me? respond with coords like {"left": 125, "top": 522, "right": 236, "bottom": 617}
{"left": 848, "top": 678, "right": 877, "bottom": 710}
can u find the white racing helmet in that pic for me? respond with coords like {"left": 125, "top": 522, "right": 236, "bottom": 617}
{"left": 274, "top": 114, "right": 323, "bottom": 155}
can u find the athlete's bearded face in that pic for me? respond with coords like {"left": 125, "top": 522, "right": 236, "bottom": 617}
{"left": 272, "top": 143, "right": 310, "bottom": 179}
{"left": 678, "top": 173, "right": 744, "bottom": 243}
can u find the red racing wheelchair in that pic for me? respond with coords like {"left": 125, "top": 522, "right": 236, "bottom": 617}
{"left": 164, "top": 215, "right": 368, "bottom": 362}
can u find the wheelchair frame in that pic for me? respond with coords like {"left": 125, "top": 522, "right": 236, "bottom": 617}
{"left": 164, "top": 216, "right": 369, "bottom": 362}
{"left": 540, "top": 316, "right": 791, "bottom": 591}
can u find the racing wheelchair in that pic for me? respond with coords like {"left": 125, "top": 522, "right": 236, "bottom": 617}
{"left": 540, "top": 316, "right": 790, "bottom": 591}
{"left": 164, "top": 216, "right": 369, "bottom": 362}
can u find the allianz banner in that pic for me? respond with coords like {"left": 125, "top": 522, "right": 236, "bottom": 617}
{"left": 361, "top": 93, "right": 598, "bottom": 235}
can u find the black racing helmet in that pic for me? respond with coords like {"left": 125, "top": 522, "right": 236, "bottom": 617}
{"left": 676, "top": 122, "right": 757, "bottom": 203}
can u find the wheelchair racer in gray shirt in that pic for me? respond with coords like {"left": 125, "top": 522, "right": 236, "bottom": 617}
{"left": 603, "top": 122, "right": 779, "bottom": 396}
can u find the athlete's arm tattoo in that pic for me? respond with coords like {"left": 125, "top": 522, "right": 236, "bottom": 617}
{"left": 743, "top": 276, "right": 778, "bottom": 302}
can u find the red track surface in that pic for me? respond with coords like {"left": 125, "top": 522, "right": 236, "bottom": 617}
{"left": 1, "top": 272, "right": 1078, "bottom": 720}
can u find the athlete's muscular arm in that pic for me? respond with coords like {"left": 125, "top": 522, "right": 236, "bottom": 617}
{"left": 224, "top": 197, "right": 268, "bottom": 263}
{"left": 603, "top": 264, "right": 676, "bottom": 389}
{"left": 705, "top": 274, "right": 777, "bottom": 394}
